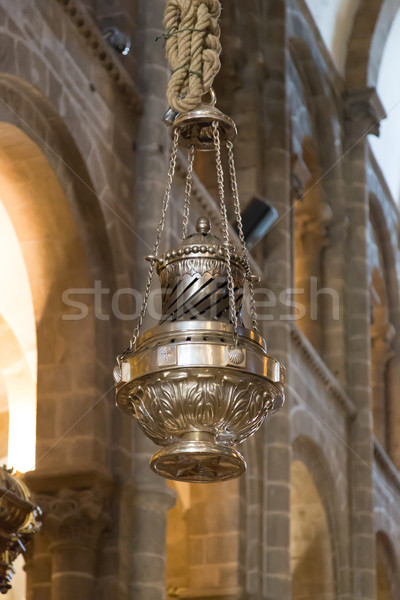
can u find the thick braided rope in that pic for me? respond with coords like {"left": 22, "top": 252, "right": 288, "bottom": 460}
{"left": 163, "top": 0, "right": 221, "bottom": 113}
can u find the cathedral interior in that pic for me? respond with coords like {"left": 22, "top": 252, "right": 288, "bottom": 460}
{"left": 0, "top": 0, "right": 400, "bottom": 599}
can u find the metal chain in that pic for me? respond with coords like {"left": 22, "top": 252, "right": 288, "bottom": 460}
{"left": 226, "top": 140, "right": 259, "bottom": 333}
{"left": 182, "top": 145, "right": 195, "bottom": 239}
{"left": 117, "top": 128, "right": 180, "bottom": 365}
{"left": 212, "top": 121, "right": 239, "bottom": 346}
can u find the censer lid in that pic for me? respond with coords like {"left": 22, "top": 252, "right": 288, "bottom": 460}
{"left": 157, "top": 217, "right": 245, "bottom": 273}
{"left": 156, "top": 217, "right": 246, "bottom": 324}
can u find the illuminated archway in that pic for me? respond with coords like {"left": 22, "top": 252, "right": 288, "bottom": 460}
{"left": 0, "top": 197, "right": 37, "bottom": 472}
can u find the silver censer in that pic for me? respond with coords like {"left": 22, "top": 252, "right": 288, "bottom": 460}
{"left": 114, "top": 96, "right": 285, "bottom": 483}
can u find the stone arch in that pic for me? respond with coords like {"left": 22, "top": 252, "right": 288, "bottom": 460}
{"left": 166, "top": 477, "right": 241, "bottom": 597}
{"left": 239, "top": 434, "right": 263, "bottom": 597}
{"left": 375, "top": 531, "right": 400, "bottom": 599}
{"left": 290, "top": 408, "right": 350, "bottom": 598}
{"left": 346, "top": 0, "right": 400, "bottom": 89}
{"left": 0, "top": 74, "right": 116, "bottom": 474}
{"left": 369, "top": 195, "right": 400, "bottom": 325}
{"left": 287, "top": 34, "right": 347, "bottom": 379}
{"left": 290, "top": 455, "right": 335, "bottom": 600}
{"left": 288, "top": 35, "right": 343, "bottom": 170}
{"left": 368, "top": 195, "right": 400, "bottom": 457}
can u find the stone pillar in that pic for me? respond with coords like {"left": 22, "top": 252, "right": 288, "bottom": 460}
{"left": 230, "top": 1, "right": 266, "bottom": 203}
{"left": 184, "top": 481, "right": 240, "bottom": 599}
{"left": 25, "top": 533, "right": 52, "bottom": 600}
{"left": 39, "top": 489, "right": 110, "bottom": 600}
{"left": 343, "top": 87, "right": 385, "bottom": 600}
{"left": 131, "top": 3, "right": 176, "bottom": 600}
{"left": 371, "top": 321, "right": 395, "bottom": 447}
{"left": 260, "top": 1, "right": 291, "bottom": 599}
{"left": 323, "top": 217, "right": 349, "bottom": 382}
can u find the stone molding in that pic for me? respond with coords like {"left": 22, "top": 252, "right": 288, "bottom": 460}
{"left": 290, "top": 324, "right": 357, "bottom": 418}
{"left": 53, "top": 0, "right": 142, "bottom": 113}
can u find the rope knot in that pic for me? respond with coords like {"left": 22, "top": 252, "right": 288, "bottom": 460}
{"left": 163, "top": 0, "right": 222, "bottom": 113}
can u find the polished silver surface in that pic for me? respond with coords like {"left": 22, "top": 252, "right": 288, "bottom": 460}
{"left": 157, "top": 219, "right": 245, "bottom": 324}
{"left": 115, "top": 216, "right": 285, "bottom": 483}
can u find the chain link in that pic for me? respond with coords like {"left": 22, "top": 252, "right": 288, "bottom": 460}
{"left": 117, "top": 128, "right": 180, "bottom": 365}
{"left": 212, "top": 121, "right": 239, "bottom": 346}
{"left": 182, "top": 145, "right": 195, "bottom": 239}
{"left": 226, "top": 140, "right": 259, "bottom": 333}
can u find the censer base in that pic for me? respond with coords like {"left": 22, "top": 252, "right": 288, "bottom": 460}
{"left": 150, "top": 433, "right": 246, "bottom": 483}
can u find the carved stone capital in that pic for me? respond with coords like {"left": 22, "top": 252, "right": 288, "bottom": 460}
{"left": 343, "top": 88, "right": 386, "bottom": 139}
{"left": 37, "top": 488, "right": 111, "bottom": 549}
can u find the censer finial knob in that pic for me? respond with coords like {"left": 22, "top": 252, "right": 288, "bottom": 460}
{"left": 196, "top": 216, "right": 211, "bottom": 234}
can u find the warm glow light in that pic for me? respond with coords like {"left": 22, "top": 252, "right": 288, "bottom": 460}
{"left": 0, "top": 200, "right": 37, "bottom": 473}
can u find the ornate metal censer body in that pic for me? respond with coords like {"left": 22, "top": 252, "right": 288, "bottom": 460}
{"left": 116, "top": 215, "right": 284, "bottom": 482}
{"left": 114, "top": 99, "right": 285, "bottom": 483}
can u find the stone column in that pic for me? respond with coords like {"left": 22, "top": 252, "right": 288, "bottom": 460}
{"left": 25, "top": 533, "right": 52, "bottom": 600}
{"left": 131, "top": 3, "right": 176, "bottom": 600}
{"left": 184, "top": 481, "right": 241, "bottom": 599}
{"left": 260, "top": 1, "right": 291, "bottom": 599}
{"left": 323, "top": 217, "right": 349, "bottom": 382}
{"left": 343, "top": 87, "right": 385, "bottom": 600}
{"left": 39, "top": 489, "right": 110, "bottom": 600}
